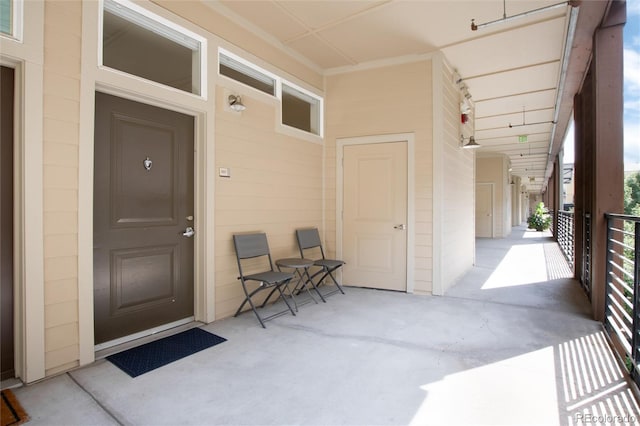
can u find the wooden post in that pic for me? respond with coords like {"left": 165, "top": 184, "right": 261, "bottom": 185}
{"left": 588, "top": 2, "right": 625, "bottom": 321}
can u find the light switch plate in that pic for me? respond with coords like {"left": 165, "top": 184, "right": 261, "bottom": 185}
{"left": 219, "top": 167, "right": 230, "bottom": 178}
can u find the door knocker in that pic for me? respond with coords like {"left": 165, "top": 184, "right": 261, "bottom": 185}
{"left": 143, "top": 157, "right": 152, "bottom": 171}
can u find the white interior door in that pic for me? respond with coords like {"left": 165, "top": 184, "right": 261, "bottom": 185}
{"left": 342, "top": 142, "right": 407, "bottom": 291}
{"left": 476, "top": 183, "right": 494, "bottom": 238}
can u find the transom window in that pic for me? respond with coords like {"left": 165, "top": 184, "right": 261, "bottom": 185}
{"left": 219, "top": 50, "right": 276, "bottom": 96}
{"left": 102, "top": 0, "right": 205, "bottom": 96}
{"left": 218, "top": 48, "right": 323, "bottom": 138}
{"left": 282, "top": 83, "right": 322, "bottom": 136}
{"left": 0, "top": 0, "right": 22, "bottom": 40}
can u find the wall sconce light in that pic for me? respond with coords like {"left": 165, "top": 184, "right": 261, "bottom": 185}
{"left": 460, "top": 135, "right": 481, "bottom": 149}
{"left": 228, "top": 95, "right": 246, "bottom": 112}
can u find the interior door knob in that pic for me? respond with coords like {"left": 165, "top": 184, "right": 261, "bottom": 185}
{"left": 182, "top": 227, "right": 195, "bottom": 238}
{"left": 393, "top": 224, "right": 407, "bottom": 230}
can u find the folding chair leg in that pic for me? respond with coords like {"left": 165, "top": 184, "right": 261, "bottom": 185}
{"left": 327, "top": 270, "right": 346, "bottom": 294}
{"left": 307, "top": 269, "right": 330, "bottom": 302}
{"left": 275, "top": 281, "right": 297, "bottom": 316}
{"left": 233, "top": 292, "right": 252, "bottom": 317}
{"left": 234, "top": 282, "right": 267, "bottom": 328}
{"left": 304, "top": 269, "right": 326, "bottom": 303}
{"left": 315, "top": 268, "right": 345, "bottom": 297}
{"left": 261, "top": 286, "right": 279, "bottom": 308}
{"left": 234, "top": 279, "right": 298, "bottom": 328}
{"left": 297, "top": 269, "right": 319, "bottom": 304}
{"left": 260, "top": 281, "right": 299, "bottom": 312}
{"left": 234, "top": 283, "right": 263, "bottom": 316}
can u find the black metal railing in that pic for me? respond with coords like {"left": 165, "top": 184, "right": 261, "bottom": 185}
{"left": 557, "top": 210, "right": 574, "bottom": 268}
{"left": 604, "top": 213, "right": 640, "bottom": 385}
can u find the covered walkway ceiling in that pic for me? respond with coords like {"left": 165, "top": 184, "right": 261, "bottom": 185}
{"left": 208, "top": 0, "right": 609, "bottom": 194}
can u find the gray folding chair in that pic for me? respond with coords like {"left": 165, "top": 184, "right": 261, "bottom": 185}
{"left": 296, "top": 228, "right": 346, "bottom": 301}
{"left": 233, "top": 233, "right": 296, "bottom": 328}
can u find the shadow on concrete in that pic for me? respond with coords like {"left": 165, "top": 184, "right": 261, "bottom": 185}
{"left": 9, "top": 226, "right": 640, "bottom": 425}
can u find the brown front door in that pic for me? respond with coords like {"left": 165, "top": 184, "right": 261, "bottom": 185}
{"left": 1, "top": 66, "right": 15, "bottom": 380}
{"left": 94, "top": 92, "right": 195, "bottom": 345}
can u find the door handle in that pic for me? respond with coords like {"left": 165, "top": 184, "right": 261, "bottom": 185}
{"left": 182, "top": 227, "right": 195, "bottom": 238}
{"left": 393, "top": 224, "right": 406, "bottom": 230}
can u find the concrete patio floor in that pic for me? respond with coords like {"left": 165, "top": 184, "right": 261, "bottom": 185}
{"left": 6, "top": 226, "right": 640, "bottom": 425}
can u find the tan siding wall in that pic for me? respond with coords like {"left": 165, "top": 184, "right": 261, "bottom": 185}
{"left": 325, "top": 61, "right": 434, "bottom": 294}
{"left": 213, "top": 89, "right": 323, "bottom": 319}
{"left": 32, "top": 0, "right": 326, "bottom": 379}
{"left": 42, "top": 0, "right": 82, "bottom": 375}
{"left": 440, "top": 63, "right": 475, "bottom": 291}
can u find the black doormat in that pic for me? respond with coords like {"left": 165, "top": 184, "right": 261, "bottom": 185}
{"left": 107, "top": 328, "right": 227, "bottom": 378}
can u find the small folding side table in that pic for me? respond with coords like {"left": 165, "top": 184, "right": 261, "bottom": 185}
{"left": 275, "top": 258, "right": 320, "bottom": 310}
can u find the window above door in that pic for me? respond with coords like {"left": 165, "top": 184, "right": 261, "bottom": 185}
{"left": 218, "top": 47, "right": 323, "bottom": 139}
{"left": 219, "top": 50, "right": 276, "bottom": 97}
{"left": 101, "top": 0, "right": 206, "bottom": 97}
{"left": 281, "top": 82, "right": 322, "bottom": 137}
{"left": 0, "top": 0, "right": 22, "bottom": 41}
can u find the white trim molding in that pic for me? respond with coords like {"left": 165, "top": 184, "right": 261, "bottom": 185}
{"left": 79, "top": 0, "right": 216, "bottom": 366}
{"left": 0, "top": 0, "right": 46, "bottom": 383}
{"left": 432, "top": 52, "right": 444, "bottom": 296}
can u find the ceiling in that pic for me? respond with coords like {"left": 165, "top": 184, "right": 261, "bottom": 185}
{"left": 209, "top": 0, "right": 581, "bottom": 193}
